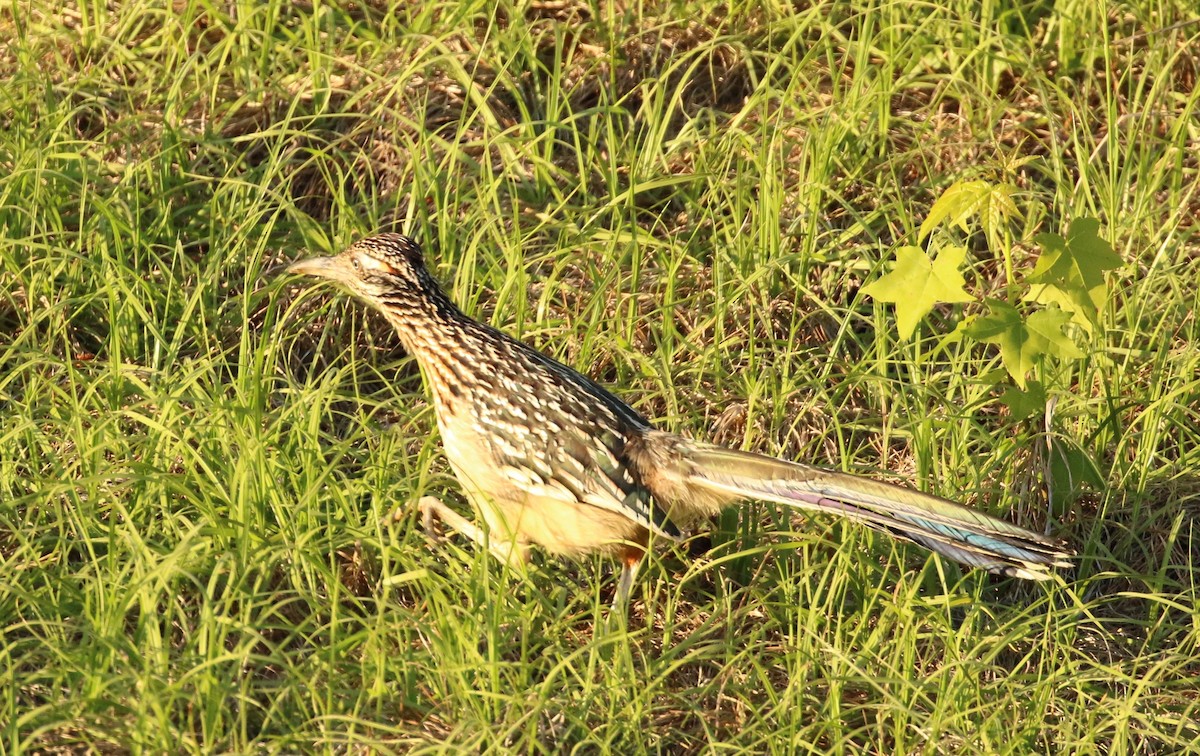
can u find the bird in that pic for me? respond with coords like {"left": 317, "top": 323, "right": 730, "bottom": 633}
{"left": 285, "top": 232, "right": 1073, "bottom": 604}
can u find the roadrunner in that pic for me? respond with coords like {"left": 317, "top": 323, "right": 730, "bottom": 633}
{"left": 286, "top": 233, "right": 1073, "bottom": 602}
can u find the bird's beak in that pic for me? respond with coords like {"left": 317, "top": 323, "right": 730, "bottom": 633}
{"left": 285, "top": 256, "right": 344, "bottom": 281}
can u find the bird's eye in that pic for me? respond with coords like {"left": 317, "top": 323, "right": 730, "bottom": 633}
{"left": 351, "top": 257, "right": 361, "bottom": 271}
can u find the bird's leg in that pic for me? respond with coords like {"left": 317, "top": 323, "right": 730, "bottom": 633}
{"left": 412, "top": 495, "right": 530, "bottom": 566}
{"left": 613, "top": 550, "right": 643, "bottom": 610}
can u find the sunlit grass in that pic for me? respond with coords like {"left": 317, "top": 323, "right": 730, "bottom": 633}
{"left": 2, "top": 0, "right": 1199, "bottom": 752}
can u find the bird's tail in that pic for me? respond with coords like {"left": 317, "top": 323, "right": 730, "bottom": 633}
{"left": 670, "top": 441, "right": 1073, "bottom": 580}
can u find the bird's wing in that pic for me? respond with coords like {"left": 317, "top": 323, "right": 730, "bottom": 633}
{"left": 476, "top": 394, "right": 681, "bottom": 541}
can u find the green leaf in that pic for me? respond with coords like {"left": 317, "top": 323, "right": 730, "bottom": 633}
{"left": 966, "top": 301, "right": 1083, "bottom": 387}
{"left": 981, "top": 182, "right": 1019, "bottom": 239}
{"left": 998, "top": 381, "right": 1047, "bottom": 421}
{"left": 919, "top": 180, "right": 1020, "bottom": 242}
{"left": 1026, "top": 308, "right": 1086, "bottom": 360}
{"left": 1023, "top": 218, "right": 1122, "bottom": 333}
{"left": 1047, "top": 439, "right": 1104, "bottom": 510}
{"left": 862, "top": 245, "right": 975, "bottom": 340}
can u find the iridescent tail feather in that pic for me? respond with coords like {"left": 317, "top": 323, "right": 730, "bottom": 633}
{"left": 675, "top": 443, "right": 1073, "bottom": 580}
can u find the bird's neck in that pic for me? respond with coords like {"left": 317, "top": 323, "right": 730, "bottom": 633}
{"left": 377, "top": 287, "right": 488, "bottom": 404}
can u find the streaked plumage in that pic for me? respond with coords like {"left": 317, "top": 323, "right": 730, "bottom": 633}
{"left": 286, "top": 233, "right": 1073, "bottom": 602}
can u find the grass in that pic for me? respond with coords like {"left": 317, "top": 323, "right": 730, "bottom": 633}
{"left": 2, "top": 0, "right": 1199, "bottom": 752}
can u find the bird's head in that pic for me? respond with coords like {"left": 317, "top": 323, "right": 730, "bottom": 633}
{"left": 286, "top": 233, "right": 445, "bottom": 307}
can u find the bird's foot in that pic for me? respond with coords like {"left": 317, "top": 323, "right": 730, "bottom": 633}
{"left": 416, "top": 495, "right": 440, "bottom": 535}
{"left": 384, "top": 495, "right": 531, "bottom": 569}
{"left": 380, "top": 495, "right": 443, "bottom": 534}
